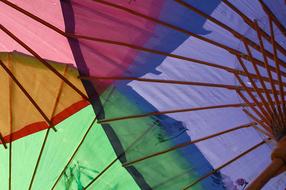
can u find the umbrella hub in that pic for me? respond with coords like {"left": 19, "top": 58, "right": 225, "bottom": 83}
{"left": 270, "top": 110, "right": 286, "bottom": 141}
{"left": 246, "top": 137, "right": 286, "bottom": 190}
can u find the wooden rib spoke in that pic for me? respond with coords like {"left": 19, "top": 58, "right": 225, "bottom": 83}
{"left": 82, "top": 76, "right": 286, "bottom": 98}
{"left": 98, "top": 103, "right": 248, "bottom": 124}
{"left": 182, "top": 139, "right": 268, "bottom": 190}
{"left": 0, "top": 133, "right": 7, "bottom": 149}
{"left": 81, "top": 75, "right": 286, "bottom": 89}
{"left": 8, "top": 54, "right": 13, "bottom": 190}
{"left": 98, "top": 97, "right": 286, "bottom": 124}
{"left": 269, "top": 17, "right": 286, "bottom": 113}
{"left": 243, "top": 109, "right": 273, "bottom": 135}
{"left": 81, "top": 74, "right": 286, "bottom": 87}
{"left": 28, "top": 129, "right": 51, "bottom": 190}
{"left": 122, "top": 122, "right": 256, "bottom": 167}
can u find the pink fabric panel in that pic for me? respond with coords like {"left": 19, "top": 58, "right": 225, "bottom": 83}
{"left": 0, "top": 0, "right": 74, "bottom": 64}
{"left": 64, "top": 0, "right": 164, "bottom": 92}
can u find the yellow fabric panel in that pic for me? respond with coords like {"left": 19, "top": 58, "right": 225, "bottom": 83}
{"left": 0, "top": 51, "right": 87, "bottom": 139}
{"left": 0, "top": 53, "right": 11, "bottom": 136}
{"left": 53, "top": 62, "right": 86, "bottom": 117}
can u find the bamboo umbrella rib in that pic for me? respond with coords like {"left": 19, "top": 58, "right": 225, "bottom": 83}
{"left": 50, "top": 65, "right": 68, "bottom": 120}
{"left": 98, "top": 94, "right": 286, "bottom": 125}
{"left": 221, "top": 0, "right": 286, "bottom": 57}
{"left": 28, "top": 129, "right": 51, "bottom": 190}
{"left": 85, "top": 157, "right": 117, "bottom": 190}
{"left": 152, "top": 167, "right": 194, "bottom": 189}
{"left": 258, "top": 0, "right": 286, "bottom": 38}
{"left": 8, "top": 53, "right": 13, "bottom": 190}
{"left": 0, "top": 60, "right": 56, "bottom": 132}
{"left": 8, "top": 139, "right": 12, "bottom": 190}
{"left": 28, "top": 66, "right": 68, "bottom": 190}
{"left": 98, "top": 103, "right": 248, "bottom": 124}
{"left": 253, "top": 125, "right": 273, "bottom": 138}
{"left": 243, "top": 109, "right": 273, "bottom": 135}
{"left": 81, "top": 75, "right": 286, "bottom": 89}
{"left": 122, "top": 123, "right": 256, "bottom": 168}
{"left": 235, "top": 89, "right": 271, "bottom": 127}
{"left": 0, "top": 24, "right": 89, "bottom": 101}
{"left": 173, "top": 0, "right": 286, "bottom": 64}
{"left": 0, "top": 133, "right": 7, "bottom": 149}
{"left": 235, "top": 56, "right": 273, "bottom": 121}
{"left": 1, "top": 0, "right": 285, "bottom": 79}
{"left": 269, "top": 17, "right": 286, "bottom": 112}
{"left": 254, "top": 20, "right": 283, "bottom": 120}
{"left": 96, "top": 77, "right": 279, "bottom": 94}
{"left": 182, "top": 139, "right": 268, "bottom": 190}
{"left": 98, "top": 96, "right": 286, "bottom": 125}
{"left": 81, "top": 76, "right": 286, "bottom": 96}
{"left": 50, "top": 116, "right": 97, "bottom": 190}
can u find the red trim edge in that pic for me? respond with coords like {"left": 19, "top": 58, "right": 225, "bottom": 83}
{"left": 2, "top": 100, "right": 90, "bottom": 143}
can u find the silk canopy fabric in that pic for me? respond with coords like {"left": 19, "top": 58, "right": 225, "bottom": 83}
{"left": 0, "top": 0, "right": 286, "bottom": 190}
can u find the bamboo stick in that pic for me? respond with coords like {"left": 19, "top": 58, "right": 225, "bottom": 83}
{"left": 183, "top": 139, "right": 268, "bottom": 189}
{"left": 123, "top": 123, "right": 256, "bottom": 167}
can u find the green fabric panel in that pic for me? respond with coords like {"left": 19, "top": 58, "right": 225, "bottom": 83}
{"left": 88, "top": 160, "right": 139, "bottom": 190}
{"left": 99, "top": 87, "right": 204, "bottom": 190}
{"left": 11, "top": 131, "right": 43, "bottom": 190}
{"left": 0, "top": 145, "right": 9, "bottom": 189}
{"left": 0, "top": 105, "right": 139, "bottom": 190}
{"left": 54, "top": 114, "right": 140, "bottom": 190}
{"left": 32, "top": 106, "right": 96, "bottom": 190}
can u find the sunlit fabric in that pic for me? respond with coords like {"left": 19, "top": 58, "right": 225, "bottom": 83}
{"left": 0, "top": 0, "right": 286, "bottom": 189}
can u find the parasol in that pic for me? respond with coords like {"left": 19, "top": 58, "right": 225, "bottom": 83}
{"left": 0, "top": 0, "right": 286, "bottom": 189}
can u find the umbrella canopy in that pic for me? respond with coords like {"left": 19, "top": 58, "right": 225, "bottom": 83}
{"left": 0, "top": 0, "right": 286, "bottom": 190}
